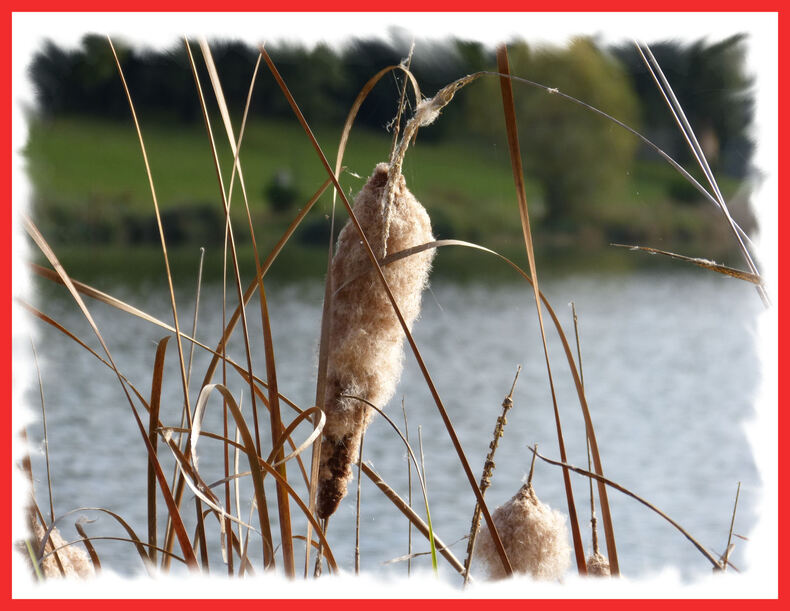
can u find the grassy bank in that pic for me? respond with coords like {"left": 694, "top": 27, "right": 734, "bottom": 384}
{"left": 23, "top": 116, "right": 753, "bottom": 276}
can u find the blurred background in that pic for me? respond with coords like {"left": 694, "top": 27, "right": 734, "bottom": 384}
{"left": 17, "top": 29, "right": 767, "bottom": 584}
{"left": 23, "top": 32, "right": 758, "bottom": 280}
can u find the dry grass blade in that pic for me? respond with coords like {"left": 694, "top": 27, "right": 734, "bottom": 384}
{"left": 147, "top": 336, "right": 170, "bottom": 564}
{"left": 107, "top": 36, "right": 193, "bottom": 427}
{"left": 340, "top": 394, "right": 438, "bottom": 573}
{"left": 611, "top": 243, "right": 763, "bottom": 285}
{"left": 259, "top": 43, "right": 512, "bottom": 578}
{"left": 530, "top": 446, "right": 722, "bottom": 570}
{"left": 73, "top": 520, "right": 102, "bottom": 573}
{"left": 266, "top": 406, "right": 326, "bottom": 468}
{"left": 355, "top": 432, "right": 365, "bottom": 575}
{"left": 360, "top": 462, "right": 465, "bottom": 575}
{"left": 635, "top": 41, "right": 766, "bottom": 307}
{"left": 23, "top": 216, "right": 198, "bottom": 571}
{"left": 723, "top": 482, "right": 741, "bottom": 571}
{"left": 496, "top": 44, "right": 586, "bottom": 576}
{"left": 190, "top": 383, "right": 273, "bottom": 567}
{"left": 37, "top": 507, "right": 156, "bottom": 574}
{"left": 383, "top": 238, "right": 620, "bottom": 575}
{"left": 30, "top": 340, "right": 55, "bottom": 524}
{"left": 197, "top": 37, "right": 295, "bottom": 577}
{"left": 197, "top": 174, "right": 332, "bottom": 391}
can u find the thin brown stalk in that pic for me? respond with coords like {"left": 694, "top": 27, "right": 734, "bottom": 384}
{"left": 24, "top": 216, "right": 198, "bottom": 571}
{"left": 402, "top": 399, "right": 413, "bottom": 577}
{"left": 723, "top": 482, "right": 741, "bottom": 571}
{"left": 199, "top": 37, "right": 295, "bottom": 578}
{"left": 147, "top": 336, "right": 170, "bottom": 565}
{"left": 360, "top": 462, "right": 465, "bottom": 575}
{"left": 106, "top": 36, "right": 193, "bottom": 435}
{"left": 183, "top": 38, "right": 277, "bottom": 570}
{"left": 259, "top": 44, "right": 513, "bottom": 578}
{"left": 463, "top": 366, "right": 521, "bottom": 586}
{"left": 30, "top": 340, "right": 54, "bottom": 524}
{"left": 571, "top": 302, "right": 600, "bottom": 558}
{"left": 389, "top": 42, "right": 416, "bottom": 161}
{"left": 530, "top": 446, "right": 722, "bottom": 570}
{"left": 496, "top": 44, "right": 586, "bottom": 576}
{"left": 611, "top": 243, "right": 763, "bottom": 285}
{"left": 73, "top": 521, "right": 102, "bottom": 573}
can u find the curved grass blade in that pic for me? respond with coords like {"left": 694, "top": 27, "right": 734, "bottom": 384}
{"left": 40, "top": 536, "right": 186, "bottom": 568}
{"left": 23, "top": 217, "right": 198, "bottom": 571}
{"left": 73, "top": 520, "right": 102, "bottom": 573}
{"left": 530, "top": 446, "right": 722, "bottom": 570}
{"left": 106, "top": 36, "right": 193, "bottom": 430}
{"left": 382, "top": 238, "right": 620, "bottom": 576}
{"left": 190, "top": 383, "right": 273, "bottom": 567}
{"left": 37, "top": 507, "right": 156, "bottom": 574}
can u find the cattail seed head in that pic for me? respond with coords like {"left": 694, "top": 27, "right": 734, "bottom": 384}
{"left": 586, "top": 551, "right": 611, "bottom": 577}
{"left": 317, "top": 163, "right": 434, "bottom": 519}
{"left": 476, "top": 483, "right": 572, "bottom": 581}
{"left": 30, "top": 521, "right": 95, "bottom": 579}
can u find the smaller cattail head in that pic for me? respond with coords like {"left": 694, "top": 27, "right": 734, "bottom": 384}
{"left": 475, "top": 482, "right": 572, "bottom": 581}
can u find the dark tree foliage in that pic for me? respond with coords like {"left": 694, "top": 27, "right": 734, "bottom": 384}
{"left": 612, "top": 35, "right": 754, "bottom": 177}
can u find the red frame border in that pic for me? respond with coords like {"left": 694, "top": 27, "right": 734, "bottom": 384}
{"left": 5, "top": 4, "right": 782, "bottom": 605}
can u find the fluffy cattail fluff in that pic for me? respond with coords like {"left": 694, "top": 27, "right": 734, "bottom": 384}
{"left": 475, "top": 483, "right": 571, "bottom": 581}
{"left": 586, "top": 551, "right": 611, "bottom": 577}
{"left": 29, "top": 520, "right": 95, "bottom": 579}
{"left": 317, "top": 163, "right": 434, "bottom": 519}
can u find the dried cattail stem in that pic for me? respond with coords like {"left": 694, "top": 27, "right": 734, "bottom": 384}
{"left": 463, "top": 367, "right": 521, "bottom": 585}
{"left": 381, "top": 73, "right": 481, "bottom": 255}
{"left": 316, "top": 163, "right": 434, "bottom": 520}
{"left": 475, "top": 482, "right": 571, "bottom": 581}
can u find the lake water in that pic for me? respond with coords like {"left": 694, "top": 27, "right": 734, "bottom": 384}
{"left": 22, "top": 267, "right": 763, "bottom": 584}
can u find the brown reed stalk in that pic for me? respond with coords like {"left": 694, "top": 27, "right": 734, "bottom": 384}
{"left": 147, "top": 336, "right": 170, "bottom": 565}
{"left": 463, "top": 367, "right": 521, "bottom": 586}
{"left": 496, "top": 44, "right": 586, "bottom": 576}
{"left": 723, "top": 482, "right": 741, "bottom": 572}
{"left": 530, "top": 446, "right": 723, "bottom": 569}
{"left": 23, "top": 217, "right": 199, "bottom": 571}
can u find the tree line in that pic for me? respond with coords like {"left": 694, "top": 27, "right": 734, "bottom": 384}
{"left": 28, "top": 34, "right": 755, "bottom": 232}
